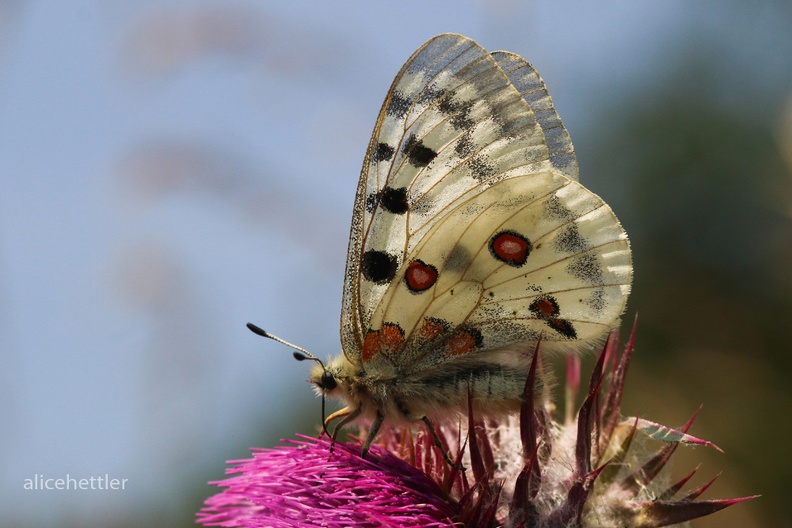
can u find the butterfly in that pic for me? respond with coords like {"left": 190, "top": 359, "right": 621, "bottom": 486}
{"left": 250, "top": 33, "right": 631, "bottom": 462}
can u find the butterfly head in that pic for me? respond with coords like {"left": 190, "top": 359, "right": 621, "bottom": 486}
{"left": 307, "top": 354, "right": 356, "bottom": 400}
{"left": 311, "top": 365, "right": 337, "bottom": 392}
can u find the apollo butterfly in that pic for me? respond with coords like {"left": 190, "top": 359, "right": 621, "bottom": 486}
{"left": 250, "top": 33, "right": 632, "bottom": 461}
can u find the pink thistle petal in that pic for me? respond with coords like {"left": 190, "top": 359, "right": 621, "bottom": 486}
{"left": 197, "top": 435, "right": 457, "bottom": 528}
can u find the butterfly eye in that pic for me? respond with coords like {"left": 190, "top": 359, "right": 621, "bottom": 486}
{"left": 320, "top": 371, "right": 337, "bottom": 391}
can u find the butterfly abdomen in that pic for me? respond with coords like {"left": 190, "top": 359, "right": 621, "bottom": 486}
{"left": 362, "top": 362, "right": 532, "bottom": 422}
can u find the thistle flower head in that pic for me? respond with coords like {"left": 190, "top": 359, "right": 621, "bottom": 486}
{"left": 199, "top": 325, "right": 757, "bottom": 527}
{"left": 197, "top": 436, "right": 457, "bottom": 527}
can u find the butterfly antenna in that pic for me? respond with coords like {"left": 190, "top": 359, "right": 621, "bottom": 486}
{"left": 246, "top": 322, "right": 317, "bottom": 358}
{"left": 246, "top": 322, "right": 331, "bottom": 437}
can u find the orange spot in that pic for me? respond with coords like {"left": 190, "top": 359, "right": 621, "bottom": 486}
{"left": 417, "top": 318, "right": 446, "bottom": 341}
{"left": 380, "top": 323, "right": 405, "bottom": 353}
{"left": 534, "top": 299, "right": 556, "bottom": 317}
{"left": 530, "top": 296, "right": 560, "bottom": 318}
{"left": 362, "top": 330, "right": 380, "bottom": 362}
{"left": 446, "top": 329, "right": 481, "bottom": 356}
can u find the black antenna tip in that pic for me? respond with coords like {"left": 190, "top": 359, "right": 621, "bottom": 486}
{"left": 246, "top": 322, "right": 268, "bottom": 337}
{"left": 293, "top": 351, "right": 308, "bottom": 361}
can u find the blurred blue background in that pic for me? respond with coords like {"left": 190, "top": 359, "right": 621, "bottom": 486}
{"left": 1, "top": 1, "right": 790, "bottom": 526}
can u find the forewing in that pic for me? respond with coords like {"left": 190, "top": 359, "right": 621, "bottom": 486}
{"left": 491, "top": 51, "right": 578, "bottom": 181}
{"left": 341, "top": 34, "right": 554, "bottom": 362}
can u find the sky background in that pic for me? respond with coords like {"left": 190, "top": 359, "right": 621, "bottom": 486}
{"left": 1, "top": 1, "right": 790, "bottom": 526}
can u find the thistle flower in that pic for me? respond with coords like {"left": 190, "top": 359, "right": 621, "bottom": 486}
{"left": 198, "top": 325, "right": 757, "bottom": 527}
{"left": 196, "top": 436, "right": 457, "bottom": 527}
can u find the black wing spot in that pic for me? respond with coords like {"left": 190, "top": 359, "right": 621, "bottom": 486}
{"left": 380, "top": 187, "right": 409, "bottom": 215}
{"left": 455, "top": 131, "right": 475, "bottom": 158}
{"left": 468, "top": 154, "right": 496, "bottom": 181}
{"left": 374, "top": 142, "right": 395, "bottom": 163}
{"left": 404, "top": 259, "right": 438, "bottom": 292}
{"left": 547, "top": 318, "right": 577, "bottom": 339}
{"left": 403, "top": 134, "right": 437, "bottom": 167}
{"left": 529, "top": 295, "right": 560, "bottom": 318}
{"left": 444, "top": 326, "right": 484, "bottom": 356}
{"left": 386, "top": 90, "right": 411, "bottom": 118}
{"left": 417, "top": 83, "right": 446, "bottom": 106}
{"left": 567, "top": 253, "right": 603, "bottom": 284}
{"left": 450, "top": 105, "right": 475, "bottom": 130}
{"left": 554, "top": 224, "right": 589, "bottom": 253}
{"left": 529, "top": 295, "right": 577, "bottom": 339}
{"left": 365, "top": 192, "right": 378, "bottom": 213}
{"left": 586, "top": 289, "right": 606, "bottom": 313}
{"left": 437, "top": 90, "right": 459, "bottom": 115}
{"left": 489, "top": 230, "right": 531, "bottom": 267}
{"left": 544, "top": 195, "right": 575, "bottom": 221}
{"left": 437, "top": 91, "right": 475, "bottom": 130}
{"left": 361, "top": 250, "right": 398, "bottom": 284}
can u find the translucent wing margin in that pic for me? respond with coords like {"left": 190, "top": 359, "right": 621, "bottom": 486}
{"left": 491, "top": 51, "right": 578, "bottom": 181}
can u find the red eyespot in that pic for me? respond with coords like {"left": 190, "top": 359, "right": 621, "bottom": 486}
{"left": 404, "top": 259, "right": 438, "bottom": 292}
{"left": 489, "top": 231, "right": 531, "bottom": 267}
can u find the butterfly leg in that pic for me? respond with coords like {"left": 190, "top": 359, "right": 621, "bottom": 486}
{"left": 360, "top": 410, "right": 384, "bottom": 459}
{"left": 324, "top": 406, "right": 355, "bottom": 435}
{"left": 324, "top": 406, "right": 361, "bottom": 452}
{"left": 422, "top": 416, "right": 466, "bottom": 471}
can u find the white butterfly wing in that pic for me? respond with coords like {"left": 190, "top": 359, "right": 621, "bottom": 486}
{"left": 341, "top": 34, "right": 550, "bottom": 358}
{"left": 341, "top": 34, "right": 631, "bottom": 368}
